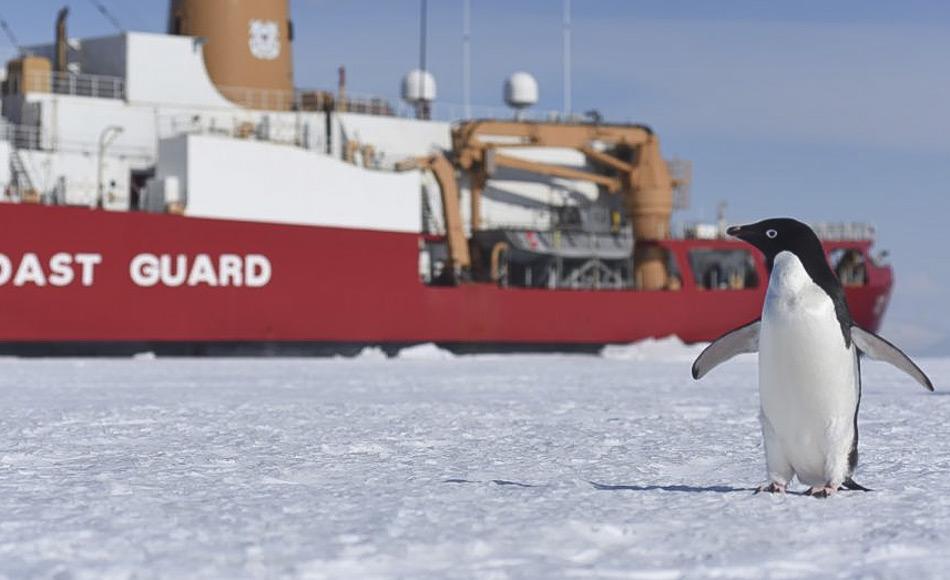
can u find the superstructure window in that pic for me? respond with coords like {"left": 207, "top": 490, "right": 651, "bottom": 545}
{"left": 688, "top": 249, "right": 759, "bottom": 290}
{"left": 830, "top": 248, "right": 867, "bottom": 287}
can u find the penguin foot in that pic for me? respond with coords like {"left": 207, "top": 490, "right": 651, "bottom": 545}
{"left": 754, "top": 482, "right": 786, "bottom": 494}
{"left": 804, "top": 486, "right": 837, "bottom": 498}
{"left": 839, "top": 477, "right": 872, "bottom": 492}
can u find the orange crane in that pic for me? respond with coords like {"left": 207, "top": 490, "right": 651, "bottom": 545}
{"left": 400, "top": 120, "right": 683, "bottom": 288}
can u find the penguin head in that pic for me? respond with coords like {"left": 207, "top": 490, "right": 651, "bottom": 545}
{"left": 726, "top": 218, "right": 825, "bottom": 267}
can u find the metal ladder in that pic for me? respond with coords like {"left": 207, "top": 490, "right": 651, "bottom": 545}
{"left": 9, "top": 148, "right": 36, "bottom": 199}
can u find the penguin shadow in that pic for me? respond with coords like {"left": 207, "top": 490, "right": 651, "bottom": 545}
{"left": 445, "top": 479, "right": 757, "bottom": 494}
{"left": 444, "top": 478, "right": 540, "bottom": 488}
{"left": 443, "top": 479, "right": 870, "bottom": 497}
{"left": 588, "top": 481, "right": 757, "bottom": 494}
{"left": 589, "top": 481, "right": 874, "bottom": 497}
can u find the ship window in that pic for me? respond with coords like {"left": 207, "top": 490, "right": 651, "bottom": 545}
{"left": 688, "top": 249, "right": 759, "bottom": 290}
{"left": 421, "top": 240, "right": 454, "bottom": 286}
{"left": 830, "top": 248, "right": 867, "bottom": 287}
{"left": 665, "top": 248, "right": 682, "bottom": 291}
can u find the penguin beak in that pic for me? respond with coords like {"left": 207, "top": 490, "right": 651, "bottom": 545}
{"left": 726, "top": 225, "right": 749, "bottom": 239}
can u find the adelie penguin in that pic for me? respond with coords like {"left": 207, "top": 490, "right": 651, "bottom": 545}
{"left": 692, "top": 218, "right": 933, "bottom": 498}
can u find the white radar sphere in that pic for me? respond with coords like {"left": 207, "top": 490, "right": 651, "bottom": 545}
{"left": 401, "top": 69, "right": 437, "bottom": 103}
{"left": 504, "top": 72, "right": 539, "bottom": 109}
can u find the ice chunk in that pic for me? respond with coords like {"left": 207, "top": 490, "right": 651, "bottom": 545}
{"left": 354, "top": 346, "right": 388, "bottom": 360}
{"left": 600, "top": 335, "right": 709, "bottom": 362}
{"left": 397, "top": 342, "right": 455, "bottom": 360}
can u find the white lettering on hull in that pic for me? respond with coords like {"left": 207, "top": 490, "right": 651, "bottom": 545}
{"left": 0, "top": 253, "right": 103, "bottom": 287}
{"left": 0, "top": 253, "right": 271, "bottom": 288}
{"left": 245, "top": 254, "right": 271, "bottom": 288}
{"left": 49, "top": 253, "right": 74, "bottom": 286}
{"left": 129, "top": 254, "right": 272, "bottom": 288}
{"left": 13, "top": 254, "right": 45, "bottom": 286}
{"left": 75, "top": 254, "right": 103, "bottom": 286}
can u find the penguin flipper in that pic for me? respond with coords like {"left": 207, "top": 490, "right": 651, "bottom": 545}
{"left": 851, "top": 326, "right": 934, "bottom": 391}
{"left": 691, "top": 319, "right": 760, "bottom": 380}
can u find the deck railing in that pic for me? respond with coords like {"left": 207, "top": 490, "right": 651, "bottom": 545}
{"left": 0, "top": 122, "right": 43, "bottom": 150}
{"left": 0, "top": 120, "right": 151, "bottom": 160}
{"left": 811, "top": 222, "right": 877, "bottom": 241}
{"left": 216, "top": 84, "right": 570, "bottom": 122}
{"left": 10, "top": 71, "right": 126, "bottom": 100}
{"left": 7, "top": 70, "right": 583, "bottom": 124}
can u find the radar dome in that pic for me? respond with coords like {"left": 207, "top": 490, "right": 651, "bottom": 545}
{"left": 504, "top": 72, "right": 539, "bottom": 110}
{"left": 401, "top": 69, "right": 437, "bottom": 103}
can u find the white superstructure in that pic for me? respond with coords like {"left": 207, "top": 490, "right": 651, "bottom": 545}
{"left": 1, "top": 11, "right": 611, "bottom": 236}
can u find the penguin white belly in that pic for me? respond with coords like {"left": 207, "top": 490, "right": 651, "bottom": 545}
{"left": 759, "top": 252, "right": 859, "bottom": 487}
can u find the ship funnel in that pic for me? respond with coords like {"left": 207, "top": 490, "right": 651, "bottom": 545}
{"left": 504, "top": 72, "right": 538, "bottom": 120}
{"left": 168, "top": 0, "right": 294, "bottom": 109}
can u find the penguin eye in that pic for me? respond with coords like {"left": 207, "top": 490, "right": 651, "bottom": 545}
{"left": 765, "top": 229, "right": 778, "bottom": 239}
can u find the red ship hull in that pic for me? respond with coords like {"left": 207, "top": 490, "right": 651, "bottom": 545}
{"left": 0, "top": 204, "right": 891, "bottom": 351}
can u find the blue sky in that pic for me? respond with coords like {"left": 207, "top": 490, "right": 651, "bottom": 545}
{"left": 2, "top": 1, "right": 949, "bottom": 352}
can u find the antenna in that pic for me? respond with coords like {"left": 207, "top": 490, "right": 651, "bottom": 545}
{"left": 417, "top": 0, "right": 430, "bottom": 119}
{"left": 419, "top": 0, "right": 428, "bottom": 73}
{"left": 462, "top": 0, "right": 471, "bottom": 119}
{"left": 504, "top": 72, "right": 539, "bottom": 121}
{"left": 562, "top": 0, "right": 572, "bottom": 117}
{"left": 0, "top": 14, "right": 22, "bottom": 53}
{"left": 85, "top": 0, "right": 124, "bottom": 32}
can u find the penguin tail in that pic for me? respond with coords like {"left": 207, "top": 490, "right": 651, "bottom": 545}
{"left": 840, "top": 477, "right": 872, "bottom": 492}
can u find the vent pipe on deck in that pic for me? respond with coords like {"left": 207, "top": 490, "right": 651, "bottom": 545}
{"left": 337, "top": 66, "right": 347, "bottom": 112}
{"left": 54, "top": 7, "right": 68, "bottom": 74}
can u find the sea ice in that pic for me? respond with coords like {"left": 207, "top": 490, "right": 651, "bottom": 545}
{"left": 0, "top": 352, "right": 946, "bottom": 578}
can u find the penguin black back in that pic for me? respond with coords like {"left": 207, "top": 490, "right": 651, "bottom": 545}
{"left": 727, "top": 218, "right": 854, "bottom": 348}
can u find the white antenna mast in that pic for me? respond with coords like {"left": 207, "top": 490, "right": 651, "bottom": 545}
{"left": 417, "top": 0, "right": 430, "bottom": 119}
{"left": 462, "top": 0, "right": 471, "bottom": 119}
{"left": 562, "top": 0, "right": 572, "bottom": 116}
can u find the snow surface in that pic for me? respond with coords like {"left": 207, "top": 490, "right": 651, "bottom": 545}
{"left": 0, "top": 349, "right": 949, "bottom": 579}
